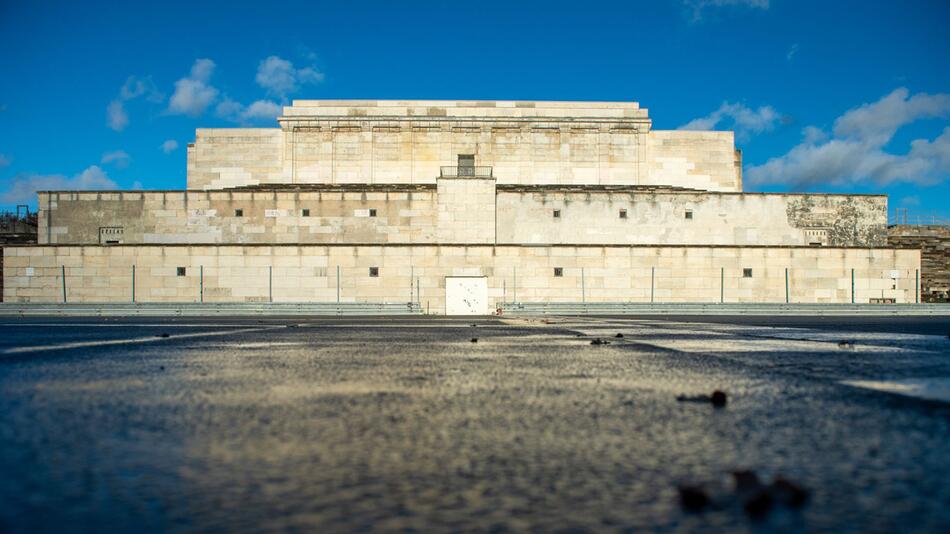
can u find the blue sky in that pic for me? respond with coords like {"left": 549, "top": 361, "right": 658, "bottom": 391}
{"left": 1, "top": 0, "right": 948, "bottom": 220}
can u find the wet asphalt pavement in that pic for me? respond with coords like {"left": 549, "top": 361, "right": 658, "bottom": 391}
{"left": 1, "top": 315, "right": 949, "bottom": 532}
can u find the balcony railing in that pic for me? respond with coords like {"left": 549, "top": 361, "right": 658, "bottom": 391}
{"left": 440, "top": 166, "right": 493, "bottom": 178}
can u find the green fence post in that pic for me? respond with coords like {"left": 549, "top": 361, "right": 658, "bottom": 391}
{"left": 269, "top": 266, "right": 273, "bottom": 303}
{"left": 720, "top": 267, "right": 724, "bottom": 304}
{"left": 915, "top": 269, "right": 919, "bottom": 303}
{"left": 650, "top": 266, "right": 655, "bottom": 304}
{"left": 61, "top": 265, "right": 66, "bottom": 303}
{"left": 785, "top": 267, "right": 789, "bottom": 304}
{"left": 200, "top": 265, "right": 204, "bottom": 303}
{"left": 581, "top": 267, "right": 585, "bottom": 303}
{"left": 851, "top": 268, "right": 855, "bottom": 304}
{"left": 336, "top": 265, "right": 340, "bottom": 303}
{"left": 132, "top": 264, "right": 136, "bottom": 303}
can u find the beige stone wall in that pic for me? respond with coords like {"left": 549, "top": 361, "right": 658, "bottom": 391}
{"left": 644, "top": 131, "right": 741, "bottom": 191}
{"left": 187, "top": 129, "right": 284, "bottom": 190}
{"left": 37, "top": 189, "right": 887, "bottom": 248}
{"left": 497, "top": 191, "right": 888, "bottom": 246}
{"left": 3, "top": 245, "right": 921, "bottom": 310}
{"left": 184, "top": 100, "right": 741, "bottom": 192}
{"left": 437, "top": 178, "right": 495, "bottom": 244}
{"left": 37, "top": 190, "right": 437, "bottom": 245}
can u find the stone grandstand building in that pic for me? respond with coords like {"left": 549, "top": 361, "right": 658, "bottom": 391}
{"left": 1, "top": 100, "right": 920, "bottom": 313}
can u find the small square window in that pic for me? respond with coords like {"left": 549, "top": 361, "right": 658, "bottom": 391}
{"left": 685, "top": 210, "right": 693, "bottom": 220}
{"left": 177, "top": 267, "right": 186, "bottom": 277}
{"left": 234, "top": 209, "right": 243, "bottom": 217}
{"left": 553, "top": 209, "right": 561, "bottom": 218}
{"left": 554, "top": 267, "right": 564, "bottom": 277}
{"left": 743, "top": 268, "right": 753, "bottom": 278}
{"left": 302, "top": 208, "right": 310, "bottom": 217}
{"left": 369, "top": 208, "right": 377, "bottom": 217}
{"left": 369, "top": 267, "right": 379, "bottom": 277}
{"left": 619, "top": 209, "right": 628, "bottom": 219}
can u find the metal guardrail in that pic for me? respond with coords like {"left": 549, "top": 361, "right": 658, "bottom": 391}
{"left": 0, "top": 302, "right": 423, "bottom": 317}
{"left": 440, "top": 166, "right": 493, "bottom": 178}
{"left": 499, "top": 302, "right": 950, "bottom": 316}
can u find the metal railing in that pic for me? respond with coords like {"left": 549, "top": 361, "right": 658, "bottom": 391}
{"left": 440, "top": 166, "right": 493, "bottom": 178}
{"left": 498, "top": 302, "right": 950, "bottom": 316}
{"left": 890, "top": 209, "right": 950, "bottom": 226}
{"left": 0, "top": 302, "right": 423, "bottom": 317}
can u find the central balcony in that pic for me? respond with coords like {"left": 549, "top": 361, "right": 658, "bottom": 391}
{"left": 440, "top": 166, "right": 494, "bottom": 178}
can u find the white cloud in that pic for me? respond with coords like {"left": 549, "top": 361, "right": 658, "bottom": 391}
{"left": 101, "top": 150, "right": 131, "bottom": 169}
{"left": 160, "top": 140, "right": 179, "bottom": 154}
{"left": 107, "top": 76, "right": 163, "bottom": 132}
{"left": 0, "top": 153, "right": 10, "bottom": 168}
{"left": 107, "top": 100, "right": 129, "bottom": 131}
{"left": 255, "top": 55, "right": 324, "bottom": 98}
{"left": 746, "top": 88, "right": 950, "bottom": 189}
{"left": 786, "top": 43, "right": 799, "bottom": 62}
{"left": 216, "top": 97, "right": 282, "bottom": 124}
{"left": 685, "top": 0, "right": 769, "bottom": 21}
{"left": 831, "top": 88, "right": 950, "bottom": 145}
{"left": 167, "top": 59, "right": 220, "bottom": 117}
{"left": 1, "top": 166, "right": 118, "bottom": 204}
{"left": 679, "top": 101, "right": 781, "bottom": 140}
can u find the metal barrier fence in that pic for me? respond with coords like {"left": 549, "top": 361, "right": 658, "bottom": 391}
{"left": 0, "top": 302, "right": 423, "bottom": 317}
{"left": 498, "top": 302, "right": 950, "bottom": 316}
{"left": 439, "top": 166, "right": 494, "bottom": 178}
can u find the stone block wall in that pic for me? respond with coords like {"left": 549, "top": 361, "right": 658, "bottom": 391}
{"left": 184, "top": 100, "right": 742, "bottom": 191}
{"left": 888, "top": 225, "right": 950, "bottom": 302}
{"left": 37, "top": 189, "right": 438, "bottom": 245}
{"left": 187, "top": 129, "right": 283, "bottom": 190}
{"left": 498, "top": 190, "right": 888, "bottom": 247}
{"left": 3, "top": 245, "right": 921, "bottom": 311}
{"left": 644, "top": 131, "right": 740, "bottom": 191}
{"left": 436, "top": 178, "right": 495, "bottom": 244}
{"left": 36, "top": 188, "right": 888, "bottom": 248}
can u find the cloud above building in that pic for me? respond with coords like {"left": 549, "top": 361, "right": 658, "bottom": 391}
{"left": 746, "top": 88, "right": 950, "bottom": 189}
{"left": 160, "top": 140, "right": 179, "bottom": 153}
{"left": 167, "top": 59, "right": 220, "bottom": 117}
{"left": 256, "top": 55, "right": 325, "bottom": 99}
{"left": 101, "top": 149, "right": 131, "bottom": 169}
{"left": 0, "top": 166, "right": 117, "bottom": 204}
{"left": 215, "top": 98, "right": 283, "bottom": 124}
{"left": 106, "top": 76, "right": 163, "bottom": 132}
{"left": 679, "top": 101, "right": 782, "bottom": 140}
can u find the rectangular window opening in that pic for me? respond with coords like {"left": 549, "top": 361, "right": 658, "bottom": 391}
{"left": 234, "top": 209, "right": 243, "bottom": 217}
{"left": 369, "top": 267, "right": 379, "bottom": 277}
{"left": 369, "top": 208, "right": 377, "bottom": 217}
{"left": 554, "top": 267, "right": 564, "bottom": 277}
{"left": 685, "top": 210, "right": 693, "bottom": 220}
{"left": 302, "top": 208, "right": 310, "bottom": 217}
{"left": 553, "top": 209, "right": 561, "bottom": 218}
{"left": 619, "top": 209, "right": 628, "bottom": 219}
{"left": 743, "top": 268, "right": 753, "bottom": 278}
{"left": 177, "top": 267, "right": 187, "bottom": 277}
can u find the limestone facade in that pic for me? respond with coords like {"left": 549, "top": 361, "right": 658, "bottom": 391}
{"left": 1, "top": 245, "right": 921, "bottom": 310}
{"left": 36, "top": 188, "right": 886, "bottom": 247}
{"left": 3, "top": 99, "right": 922, "bottom": 310}
{"left": 187, "top": 100, "right": 741, "bottom": 191}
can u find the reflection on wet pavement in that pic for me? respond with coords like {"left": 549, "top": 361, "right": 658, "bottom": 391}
{"left": 0, "top": 315, "right": 948, "bottom": 532}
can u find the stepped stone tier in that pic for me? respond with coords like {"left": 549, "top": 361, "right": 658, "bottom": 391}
{"left": 3, "top": 100, "right": 921, "bottom": 313}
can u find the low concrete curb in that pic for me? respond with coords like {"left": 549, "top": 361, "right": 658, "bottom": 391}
{"left": 0, "top": 302, "right": 423, "bottom": 317}
{"left": 498, "top": 302, "right": 950, "bottom": 316}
